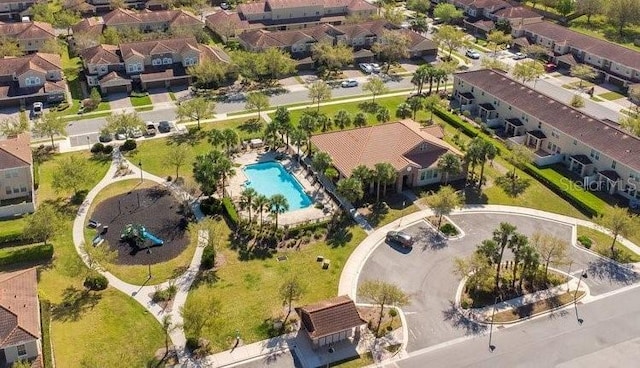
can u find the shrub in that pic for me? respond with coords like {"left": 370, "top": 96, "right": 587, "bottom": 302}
{"left": 222, "top": 197, "right": 239, "bottom": 227}
{"left": 388, "top": 308, "right": 398, "bottom": 318}
{"left": 102, "top": 145, "right": 113, "bottom": 154}
{"left": 120, "top": 139, "right": 137, "bottom": 152}
{"left": 90, "top": 142, "right": 104, "bottom": 154}
{"left": 200, "top": 197, "right": 222, "bottom": 216}
{"left": 0, "top": 230, "right": 24, "bottom": 245}
{"left": 440, "top": 223, "right": 459, "bottom": 236}
{"left": 578, "top": 235, "right": 592, "bottom": 249}
{"left": 167, "top": 175, "right": 173, "bottom": 182}
{"left": 84, "top": 273, "right": 108, "bottom": 291}
{"left": 152, "top": 283, "right": 177, "bottom": 302}
{"left": 56, "top": 102, "right": 69, "bottom": 111}
{"left": 0, "top": 243, "right": 53, "bottom": 266}
{"left": 201, "top": 245, "right": 216, "bottom": 270}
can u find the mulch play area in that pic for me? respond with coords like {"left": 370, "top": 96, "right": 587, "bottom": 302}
{"left": 89, "top": 186, "right": 189, "bottom": 265}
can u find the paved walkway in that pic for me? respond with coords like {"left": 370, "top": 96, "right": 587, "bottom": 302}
{"left": 72, "top": 150, "right": 207, "bottom": 364}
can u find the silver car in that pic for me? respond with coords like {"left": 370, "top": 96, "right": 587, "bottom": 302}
{"left": 386, "top": 231, "right": 414, "bottom": 247}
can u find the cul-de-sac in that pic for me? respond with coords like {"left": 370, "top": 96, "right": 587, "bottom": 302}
{"left": 1, "top": 0, "right": 640, "bottom": 367}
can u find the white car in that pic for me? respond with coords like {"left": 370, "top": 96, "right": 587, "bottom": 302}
{"left": 512, "top": 52, "right": 526, "bottom": 60}
{"left": 359, "top": 63, "right": 373, "bottom": 74}
{"left": 370, "top": 63, "right": 381, "bottom": 73}
{"left": 32, "top": 102, "right": 43, "bottom": 117}
{"left": 341, "top": 79, "right": 358, "bottom": 88}
{"left": 465, "top": 49, "right": 481, "bottom": 59}
{"left": 129, "top": 127, "right": 143, "bottom": 138}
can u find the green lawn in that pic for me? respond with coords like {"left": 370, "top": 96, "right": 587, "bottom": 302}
{"left": 577, "top": 226, "right": 640, "bottom": 263}
{"left": 30, "top": 152, "right": 165, "bottom": 367}
{"left": 61, "top": 47, "right": 110, "bottom": 116}
{"left": 598, "top": 91, "right": 626, "bottom": 101}
{"left": 84, "top": 179, "right": 199, "bottom": 285}
{"left": 0, "top": 216, "right": 27, "bottom": 238}
{"left": 185, "top": 218, "right": 368, "bottom": 351}
{"left": 569, "top": 15, "right": 640, "bottom": 52}
{"left": 130, "top": 95, "right": 152, "bottom": 107}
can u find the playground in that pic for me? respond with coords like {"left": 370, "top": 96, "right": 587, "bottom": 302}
{"left": 88, "top": 186, "right": 190, "bottom": 265}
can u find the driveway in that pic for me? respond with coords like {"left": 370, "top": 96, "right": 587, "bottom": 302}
{"left": 148, "top": 88, "right": 173, "bottom": 105}
{"left": 107, "top": 92, "right": 133, "bottom": 111}
{"left": 357, "top": 212, "right": 628, "bottom": 352}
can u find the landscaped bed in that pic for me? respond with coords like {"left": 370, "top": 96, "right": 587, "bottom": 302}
{"left": 492, "top": 291, "right": 585, "bottom": 323}
{"left": 577, "top": 226, "right": 640, "bottom": 263}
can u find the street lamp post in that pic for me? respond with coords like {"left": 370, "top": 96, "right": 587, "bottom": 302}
{"left": 574, "top": 271, "right": 588, "bottom": 303}
{"left": 86, "top": 136, "right": 91, "bottom": 150}
{"left": 147, "top": 248, "right": 152, "bottom": 279}
{"left": 138, "top": 161, "right": 143, "bottom": 182}
{"left": 488, "top": 295, "right": 500, "bottom": 352}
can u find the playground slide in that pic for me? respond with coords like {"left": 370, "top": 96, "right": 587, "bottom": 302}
{"left": 142, "top": 230, "right": 164, "bottom": 246}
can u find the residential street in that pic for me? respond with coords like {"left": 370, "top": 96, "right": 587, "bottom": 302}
{"left": 386, "top": 284, "right": 640, "bottom": 368}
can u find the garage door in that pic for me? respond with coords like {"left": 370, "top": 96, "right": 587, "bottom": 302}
{"left": 105, "top": 85, "right": 130, "bottom": 94}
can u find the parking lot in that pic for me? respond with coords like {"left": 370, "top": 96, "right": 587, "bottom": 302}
{"left": 356, "top": 212, "right": 624, "bottom": 352}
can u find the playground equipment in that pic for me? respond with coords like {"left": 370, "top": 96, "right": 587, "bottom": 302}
{"left": 121, "top": 224, "right": 164, "bottom": 246}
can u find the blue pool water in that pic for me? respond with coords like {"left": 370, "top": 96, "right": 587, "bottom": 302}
{"left": 243, "top": 161, "right": 312, "bottom": 211}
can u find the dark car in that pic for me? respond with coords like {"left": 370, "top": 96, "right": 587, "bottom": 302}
{"left": 386, "top": 231, "right": 414, "bottom": 247}
{"left": 158, "top": 121, "right": 171, "bottom": 133}
{"left": 146, "top": 122, "right": 157, "bottom": 136}
{"left": 99, "top": 133, "right": 113, "bottom": 143}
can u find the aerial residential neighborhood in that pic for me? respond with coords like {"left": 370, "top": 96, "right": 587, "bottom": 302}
{"left": 1, "top": 0, "right": 640, "bottom": 367}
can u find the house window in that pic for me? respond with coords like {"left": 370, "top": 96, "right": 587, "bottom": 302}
{"left": 17, "top": 344, "right": 27, "bottom": 356}
{"left": 612, "top": 161, "right": 617, "bottom": 169}
{"left": 184, "top": 57, "right": 197, "bottom": 66}
{"left": 152, "top": 58, "right": 162, "bottom": 66}
{"left": 13, "top": 187, "right": 19, "bottom": 194}
{"left": 537, "top": 122, "right": 541, "bottom": 129}
{"left": 590, "top": 149, "right": 600, "bottom": 160}
{"left": 20, "top": 185, "right": 27, "bottom": 193}
{"left": 162, "top": 57, "right": 172, "bottom": 65}
{"left": 5, "top": 187, "right": 11, "bottom": 195}
{"left": 25, "top": 76, "right": 41, "bottom": 86}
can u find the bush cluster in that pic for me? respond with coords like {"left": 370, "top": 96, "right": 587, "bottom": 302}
{"left": 440, "top": 223, "right": 458, "bottom": 236}
{"left": 120, "top": 139, "right": 137, "bottom": 152}
{"left": 201, "top": 245, "right": 216, "bottom": 270}
{"left": 577, "top": 235, "right": 593, "bottom": 249}
{"left": 222, "top": 197, "right": 239, "bottom": 227}
{"left": 84, "top": 273, "right": 108, "bottom": 291}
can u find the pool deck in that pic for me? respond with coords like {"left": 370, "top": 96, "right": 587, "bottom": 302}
{"left": 228, "top": 150, "right": 336, "bottom": 227}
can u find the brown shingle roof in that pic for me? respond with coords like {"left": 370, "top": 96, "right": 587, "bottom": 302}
{"left": 456, "top": 69, "right": 640, "bottom": 172}
{"left": 295, "top": 296, "right": 365, "bottom": 339}
{"left": 0, "top": 53, "right": 62, "bottom": 77}
{"left": 79, "top": 44, "right": 120, "bottom": 65}
{"left": 310, "top": 120, "right": 460, "bottom": 177}
{"left": 0, "top": 133, "right": 31, "bottom": 169}
{"left": 119, "top": 37, "right": 199, "bottom": 60}
{"left": 519, "top": 21, "right": 640, "bottom": 71}
{"left": 493, "top": 6, "right": 541, "bottom": 20}
{"left": 347, "top": 0, "right": 377, "bottom": 11}
{"left": 71, "top": 17, "right": 105, "bottom": 36}
{"left": 198, "top": 44, "right": 231, "bottom": 64}
{"left": 0, "top": 21, "right": 55, "bottom": 40}
{"left": 102, "top": 8, "right": 202, "bottom": 28}
{"left": 0, "top": 268, "right": 40, "bottom": 348}
{"left": 399, "top": 29, "right": 437, "bottom": 52}
{"left": 206, "top": 10, "right": 249, "bottom": 32}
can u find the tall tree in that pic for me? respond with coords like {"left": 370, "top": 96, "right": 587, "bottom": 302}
{"left": 433, "top": 3, "right": 464, "bottom": 24}
{"left": 23, "top": 204, "right": 64, "bottom": 246}
{"left": 595, "top": 206, "right": 635, "bottom": 258}
{"left": 434, "top": 25, "right": 466, "bottom": 60}
{"left": 311, "top": 42, "right": 354, "bottom": 77}
{"left": 188, "top": 59, "right": 238, "bottom": 90}
{"left": 279, "top": 278, "right": 303, "bottom": 324}
{"left": 522, "top": 44, "right": 551, "bottom": 61}
{"left": 422, "top": 94, "right": 441, "bottom": 123}
{"left": 358, "top": 279, "right": 409, "bottom": 335}
{"left": 425, "top": 185, "right": 461, "bottom": 229}
{"left": 507, "top": 233, "right": 528, "bottom": 289}
{"left": 570, "top": 64, "right": 597, "bottom": 90}
{"left": 576, "top": 0, "right": 603, "bottom": 24}
{"left": 245, "top": 92, "right": 270, "bottom": 119}
{"left": 299, "top": 111, "right": 318, "bottom": 153}
{"left": 269, "top": 194, "right": 289, "bottom": 228}
{"left": 407, "top": 95, "right": 424, "bottom": 120}
{"left": 605, "top": 0, "right": 640, "bottom": 35}
{"left": 556, "top": 0, "right": 576, "bottom": 17}
{"left": 407, "top": 0, "right": 431, "bottom": 14}
{"left": 34, "top": 111, "right": 67, "bottom": 148}
{"left": 0, "top": 38, "right": 24, "bottom": 58}
{"left": 518, "top": 244, "right": 540, "bottom": 290}
{"left": 240, "top": 187, "right": 258, "bottom": 224}
{"left": 512, "top": 60, "right": 545, "bottom": 85}
{"left": 530, "top": 232, "right": 569, "bottom": 284}
{"left": 308, "top": 81, "right": 332, "bottom": 112}
{"left": 166, "top": 144, "right": 191, "bottom": 180}
{"left": 371, "top": 30, "right": 410, "bottom": 72}
{"left": 0, "top": 115, "right": 29, "bottom": 137}
{"left": 176, "top": 97, "right": 215, "bottom": 129}
{"left": 311, "top": 151, "right": 332, "bottom": 175}
{"left": 481, "top": 57, "right": 511, "bottom": 72}
{"left": 352, "top": 164, "right": 373, "bottom": 194}
{"left": 363, "top": 76, "right": 389, "bottom": 104}
{"left": 272, "top": 106, "right": 292, "bottom": 145}
{"left": 437, "top": 152, "right": 462, "bottom": 185}
{"left": 51, "top": 155, "right": 92, "bottom": 197}
{"left": 486, "top": 30, "right": 512, "bottom": 58}
{"left": 262, "top": 47, "right": 297, "bottom": 84}
{"left": 383, "top": 4, "right": 405, "bottom": 25}
{"left": 373, "top": 162, "right": 396, "bottom": 201}
{"left": 476, "top": 139, "right": 497, "bottom": 191}
{"left": 220, "top": 128, "right": 238, "bottom": 155}
{"left": 411, "top": 64, "right": 432, "bottom": 95}
{"left": 289, "top": 126, "right": 307, "bottom": 159}
{"left": 336, "top": 177, "right": 364, "bottom": 203}
{"left": 192, "top": 150, "right": 234, "bottom": 196}
{"left": 105, "top": 111, "right": 144, "bottom": 135}
{"left": 491, "top": 222, "right": 517, "bottom": 294}
{"left": 333, "top": 110, "right": 352, "bottom": 130}
{"left": 252, "top": 194, "right": 269, "bottom": 228}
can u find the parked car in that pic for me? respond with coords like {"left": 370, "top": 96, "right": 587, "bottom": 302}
{"left": 512, "top": 52, "right": 526, "bottom": 60}
{"left": 341, "top": 79, "right": 358, "bottom": 88}
{"left": 32, "top": 102, "right": 43, "bottom": 117}
{"left": 99, "top": 133, "right": 113, "bottom": 143}
{"left": 226, "top": 92, "right": 246, "bottom": 102}
{"left": 370, "top": 63, "right": 381, "bottom": 73}
{"left": 158, "top": 121, "right": 172, "bottom": 133}
{"left": 544, "top": 63, "right": 557, "bottom": 72}
{"left": 220, "top": 2, "right": 230, "bottom": 10}
{"left": 129, "top": 127, "right": 143, "bottom": 138}
{"left": 359, "top": 63, "right": 373, "bottom": 74}
{"left": 145, "top": 122, "right": 157, "bottom": 136}
{"left": 115, "top": 130, "right": 127, "bottom": 140}
{"left": 465, "top": 49, "right": 481, "bottom": 59}
{"left": 386, "top": 231, "right": 414, "bottom": 248}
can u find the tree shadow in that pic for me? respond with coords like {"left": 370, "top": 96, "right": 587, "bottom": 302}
{"left": 587, "top": 258, "right": 639, "bottom": 285}
{"left": 441, "top": 301, "right": 487, "bottom": 335}
{"left": 191, "top": 269, "right": 220, "bottom": 289}
{"left": 358, "top": 101, "right": 380, "bottom": 114}
{"left": 414, "top": 226, "right": 448, "bottom": 250}
{"left": 326, "top": 227, "right": 353, "bottom": 248}
{"left": 167, "top": 128, "right": 206, "bottom": 146}
{"left": 238, "top": 118, "right": 263, "bottom": 134}
{"left": 51, "top": 286, "right": 102, "bottom": 322}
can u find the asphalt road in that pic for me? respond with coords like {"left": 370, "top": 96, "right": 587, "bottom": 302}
{"left": 357, "top": 213, "right": 632, "bottom": 353}
{"left": 387, "top": 284, "right": 640, "bottom": 368}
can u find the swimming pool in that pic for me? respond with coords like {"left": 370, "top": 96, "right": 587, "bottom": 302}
{"left": 243, "top": 161, "right": 312, "bottom": 211}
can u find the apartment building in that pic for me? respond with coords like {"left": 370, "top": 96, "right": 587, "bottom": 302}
{"left": 0, "top": 53, "right": 65, "bottom": 107}
{"left": 0, "top": 0, "right": 36, "bottom": 21}
{"left": 0, "top": 133, "right": 35, "bottom": 216}
{"left": 453, "top": 69, "right": 640, "bottom": 200}
{"left": 0, "top": 21, "right": 56, "bottom": 53}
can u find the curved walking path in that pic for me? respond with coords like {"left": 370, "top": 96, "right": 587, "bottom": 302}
{"left": 339, "top": 204, "right": 640, "bottom": 363}
{"left": 72, "top": 151, "right": 206, "bottom": 364}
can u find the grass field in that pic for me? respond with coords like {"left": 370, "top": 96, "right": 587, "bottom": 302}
{"left": 130, "top": 95, "right": 152, "bottom": 107}
{"left": 577, "top": 226, "right": 640, "bottom": 263}
{"left": 598, "top": 91, "right": 626, "bottom": 101}
{"left": 569, "top": 15, "right": 640, "bottom": 52}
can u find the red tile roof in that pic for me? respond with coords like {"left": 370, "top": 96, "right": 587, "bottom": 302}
{"left": 455, "top": 69, "right": 640, "bottom": 172}
{"left": 0, "top": 53, "right": 61, "bottom": 78}
{"left": 0, "top": 268, "right": 40, "bottom": 349}
{"left": 119, "top": 37, "right": 199, "bottom": 60}
{"left": 493, "top": 6, "right": 541, "bottom": 20}
{"left": 310, "top": 120, "right": 461, "bottom": 177}
{"left": 79, "top": 44, "right": 120, "bottom": 65}
{"left": 295, "top": 296, "right": 365, "bottom": 339}
{"left": 101, "top": 8, "right": 202, "bottom": 28}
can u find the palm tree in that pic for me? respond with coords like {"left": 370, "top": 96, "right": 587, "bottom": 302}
{"left": 252, "top": 194, "right": 269, "bottom": 228}
{"left": 269, "top": 194, "right": 289, "bottom": 228}
{"left": 396, "top": 102, "right": 412, "bottom": 119}
{"left": 507, "top": 233, "right": 528, "bottom": 289}
{"left": 240, "top": 187, "right": 258, "bottom": 224}
{"left": 352, "top": 164, "right": 373, "bottom": 194}
{"left": 208, "top": 129, "right": 224, "bottom": 148}
{"left": 407, "top": 96, "right": 424, "bottom": 120}
{"left": 299, "top": 111, "right": 318, "bottom": 153}
{"left": 353, "top": 112, "right": 367, "bottom": 127}
{"left": 376, "top": 107, "right": 390, "bottom": 123}
{"left": 221, "top": 128, "right": 239, "bottom": 155}
{"left": 289, "top": 127, "right": 307, "bottom": 161}
{"left": 273, "top": 106, "right": 292, "bottom": 145}
{"left": 477, "top": 140, "right": 497, "bottom": 191}
{"left": 317, "top": 113, "right": 332, "bottom": 132}
{"left": 333, "top": 110, "right": 352, "bottom": 129}
{"left": 411, "top": 64, "right": 431, "bottom": 95}
{"left": 464, "top": 139, "right": 484, "bottom": 181}
{"left": 437, "top": 152, "right": 462, "bottom": 185}
{"left": 373, "top": 162, "right": 396, "bottom": 202}
{"left": 263, "top": 120, "right": 280, "bottom": 148}
{"left": 336, "top": 177, "right": 364, "bottom": 203}
{"left": 433, "top": 67, "right": 448, "bottom": 93}
{"left": 492, "top": 222, "right": 517, "bottom": 294}
{"left": 216, "top": 154, "right": 235, "bottom": 197}
{"left": 423, "top": 94, "right": 441, "bottom": 123}
{"left": 311, "top": 151, "right": 332, "bottom": 174}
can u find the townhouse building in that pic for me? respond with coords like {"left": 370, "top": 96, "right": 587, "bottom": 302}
{"left": 206, "top": 0, "right": 377, "bottom": 41}
{"left": 0, "top": 0, "right": 36, "bottom": 21}
{"left": 0, "top": 53, "right": 65, "bottom": 107}
{"left": 80, "top": 37, "right": 230, "bottom": 94}
{"left": 0, "top": 21, "right": 56, "bottom": 53}
{"left": 453, "top": 69, "right": 640, "bottom": 201}
{"left": 0, "top": 133, "right": 34, "bottom": 216}
{"left": 513, "top": 21, "right": 640, "bottom": 87}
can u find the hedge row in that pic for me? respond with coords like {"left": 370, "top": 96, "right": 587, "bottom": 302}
{"left": 222, "top": 197, "right": 239, "bottom": 227}
{"left": 40, "top": 300, "right": 53, "bottom": 368}
{"left": 434, "top": 106, "right": 607, "bottom": 217}
{"left": 0, "top": 230, "right": 24, "bottom": 245}
{"left": 0, "top": 243, "right": 54, "bottom": 266}
{"left": 287, "top": 220, "right": 330, "bottom": 237}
